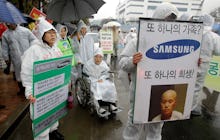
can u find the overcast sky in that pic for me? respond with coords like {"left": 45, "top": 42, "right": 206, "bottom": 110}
{"left": 93, "top": 0, "right": 120, "bottom": 19}
{"left": 93, "top": 0, "right": 220, "bottom": 19}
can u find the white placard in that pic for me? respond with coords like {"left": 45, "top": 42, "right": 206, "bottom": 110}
{"left": 134, "top": 18, "right": 203, "bottom": 123}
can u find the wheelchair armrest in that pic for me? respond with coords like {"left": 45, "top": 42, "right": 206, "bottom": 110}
{"left": 82, "top": 71, "right": 89, "bottom": 78}
{"left": 108, "top": 71, "right": 114, "bottom": 74}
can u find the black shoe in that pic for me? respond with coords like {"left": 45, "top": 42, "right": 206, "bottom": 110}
{"left": 0, "top": 105, "right": 6, "bottom": 109}
{"left": 49, "top": 130, "right": 64, "bottom": 140}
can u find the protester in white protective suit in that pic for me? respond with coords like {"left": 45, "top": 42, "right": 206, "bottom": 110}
{"left": 2, "top": 23, "right": 37, "bottom": 95}
{"left": 75, "top": 20, "right": 95, "bottom": 64}
{"left": 20, "top": 18, "right": 64, "bottom": 140}
{"left": 83, "top": 46, "right": 118, "bottom": 114}
{"left": 125, "top": 27, "right": 137, "bottom": 45}
{"left": 118, "top": 27, "right": 137, "bottom": 90}
{"left": 120, "top": 2, "right": 178, "bottom": 140}
{"left": 191, "top": 14, "right": 220, "bottom": 115}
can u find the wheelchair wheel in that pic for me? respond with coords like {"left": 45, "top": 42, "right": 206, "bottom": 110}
{"left": 75, "top": 78, "right": 89, "bottom": 108}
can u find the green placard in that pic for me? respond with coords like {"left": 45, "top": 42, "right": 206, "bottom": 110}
{"left": 32, "top": 55, "right": 72, "bottom": 137}
{"left": 204, "top": 56, "right": 220, "bottom": 92}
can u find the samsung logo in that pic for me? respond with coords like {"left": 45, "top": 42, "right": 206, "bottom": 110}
{"left": 146, "top": 39, "right": 200, "bottom": 59}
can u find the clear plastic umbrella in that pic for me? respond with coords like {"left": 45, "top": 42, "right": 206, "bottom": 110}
{"left": 104, "top": 21, "right": 121, "bottom": 27}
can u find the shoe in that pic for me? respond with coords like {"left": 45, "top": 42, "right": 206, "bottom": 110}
{"left": 190, "top": 110, "right": 201, "bottom": 118}
{"left": 49, "top": 130, "right": 64, "bottom": 140}
{"left": 98, "top": 108, "right": 107, "bottom": 114}
{"left": 110, "top": 104, "right": 118, "bottom": 112}
{"left": 0, "top": 105, "right": 6, "bottom": 109}
{"left": 67, "top": 95, "right": 74, "bottom": 109}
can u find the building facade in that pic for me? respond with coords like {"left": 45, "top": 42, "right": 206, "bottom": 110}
{"left": 116, "top": 0, "right": 203, "bottom": 24}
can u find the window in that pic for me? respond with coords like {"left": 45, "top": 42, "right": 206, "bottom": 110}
{"left": 127, "top": 12, "right": 143, "bottom": 15}
{"left": 171, "top": 2, "right": 188, "bottom": 5}
{"left": 177, "top": 7, "right": 187, "bottom": 12}
{"left": 148, "top": 6, "right": 157, "bottom": 10}
{"left": 148, "top": 0, "right": 162, "bottom": 3}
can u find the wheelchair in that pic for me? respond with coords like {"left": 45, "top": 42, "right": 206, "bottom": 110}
{"left": 74, "top": 66, "right": 122, "bottom": 119}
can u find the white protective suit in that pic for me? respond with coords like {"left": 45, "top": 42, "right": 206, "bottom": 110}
{"left": 125, "top": 28, "right": 137, "bottom": 45}
{"left": 76, "top": 21, "right": 95, "bottom": 64}
{"left": 192, "top": 14, "right": 220, "bottom": 113}
{"left": 21, "top": 18, "right": 63, "bottom": 140}
{"left": 178, "top": 13, "right": 193, "bottom": 21}
{"left": 120, "top": 2, "right": 178, "bottom": 140}
{"left": 83, "top": 47, "right": 117, "bottom": 103}
{"left": 2, "top": 25, "right": 36, "bottom": 81}
{"left": 118, "top": 27, "right": 137, "bottom": 90}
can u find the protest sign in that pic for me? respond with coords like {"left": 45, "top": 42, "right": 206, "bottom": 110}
{"left": 204, "top": 56, "right": 220, "bottom": 92}
{"left": 100, "top": 30, "right": 113, "bottom": 54}
{"left": 134, "top": 18, "right": 203, "bottom": 123}
{"left": 32, "top": 55, "right": 71, "bottom": 137}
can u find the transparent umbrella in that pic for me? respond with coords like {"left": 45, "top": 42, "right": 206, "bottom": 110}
{"left": 104, "top": 21, "right": 121, "bottom": 27}
{"left": 47, "top": 0, "right": 105, "bottom": 22}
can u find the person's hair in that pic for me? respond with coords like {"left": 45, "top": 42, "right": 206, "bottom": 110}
{"left": 42, "top": 33, "right": 48, "bottom": 44}
{"left": 165, "top": 13, "right": 177, "bottom": 20}
{"left": 42, "top": 29, "right": 56, "bottom": 45}
{"left": 62, "top": 26, "right": 67, "bottom": 31}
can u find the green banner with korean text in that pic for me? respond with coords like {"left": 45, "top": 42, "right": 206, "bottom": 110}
{"left": 32, "top": 55, "right": 72, "bottom": 137}
{"left": 204, "top": 56, "right": 220, "bottom": 92}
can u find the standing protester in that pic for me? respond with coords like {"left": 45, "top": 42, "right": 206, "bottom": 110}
{"left": 124, "top": 27, "right": 137, "bottom": 45}
{"left": 56, "top": 24, "right": 77, "bottom": 108}
{"left": 191, "top": 14, "right": 220, "bottom": 115}
{"left": 1, "top": 23, "right": 37, "bottom": 95}
{"left": 20, "top": 18, "right": 64, "bottom": 140}
{"left": 76, "top": 20, "right": 95, "bottom": 64}
{"left": 119, "top": 2, "right": 178, "bottom": 140}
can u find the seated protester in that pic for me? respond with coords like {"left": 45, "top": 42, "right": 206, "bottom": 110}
{"left": 56, "top": 24, "right": 77, "bottom": 108}
{"left": 83, "top": 47, "right": 118, "bottom": 114}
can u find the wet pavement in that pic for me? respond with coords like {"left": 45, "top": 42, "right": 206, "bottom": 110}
{"left": 1, "top": 58, "right": 220, "bottom": 140}
{"left": 0, "top": 69, "right": 29, "bottom": 140}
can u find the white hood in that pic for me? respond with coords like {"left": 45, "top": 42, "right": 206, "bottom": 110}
{"left": 36, "top": 17, "right": 57, "bottom": 41}
{"left": 198, "top": 13, "right": 214, "bottom": 27}
{"left": 152, "top": 2, "right": 178, "bottom": 19}
{"left": 94, "top": 46, "right": 103, "bottom": 57}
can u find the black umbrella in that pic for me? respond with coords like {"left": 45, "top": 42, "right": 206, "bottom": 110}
{"left": 47, "top": 0, "right": 105, "bottom": 22}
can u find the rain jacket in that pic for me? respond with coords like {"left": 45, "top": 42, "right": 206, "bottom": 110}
{"left": 83, "top": 47, "right": 117, "bottom": 103}
{"left": 125, "top": 31, "right": 137, "bottom": 45}
{"left": 21, "top": 18, "right": 63, "bottom": 99}
{"left": 2, "top": 25, "right": 37, "bottom": 81}
{"left": 192, "top": 14, "right": 220, "bottom": 112}
{"left": 56, "top": 24, "right": 77, "bottom": 66}
{"left": 120, "top": 2, "right": 178, "bottom": 140}
{"left": 76, "top": 21, "right": 95, "bottom": 64}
